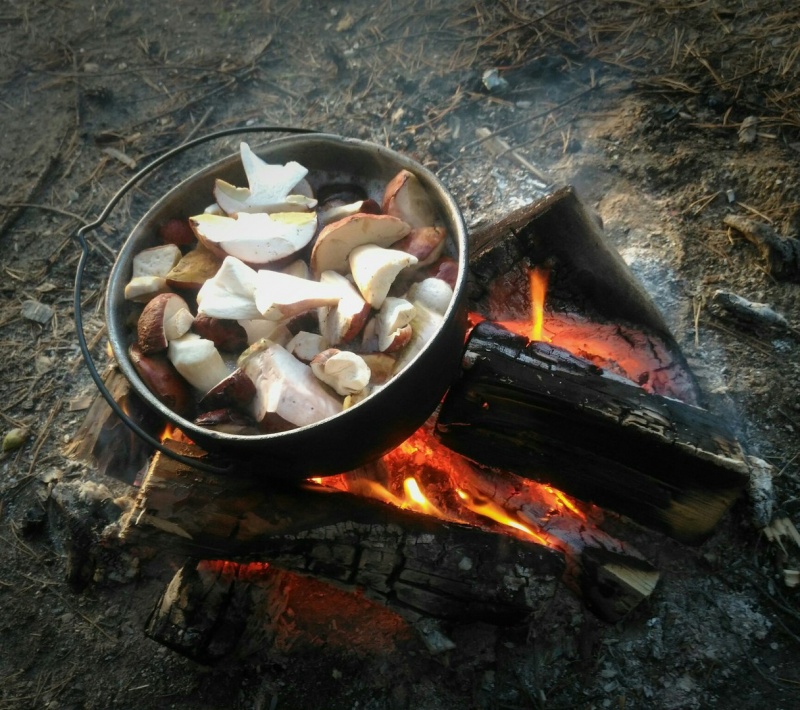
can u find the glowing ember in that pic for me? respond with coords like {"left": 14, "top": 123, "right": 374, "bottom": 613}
{"left": 528, "top": 266, "right": 549, "bottom": 342}
{"left": 201, "top": 560, "right": 271, "bottom": 582}
{"left": 316, "top": 420, "right": 588, "bottom": 553}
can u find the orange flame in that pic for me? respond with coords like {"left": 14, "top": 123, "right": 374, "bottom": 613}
{"left": 403, "top": 477, "right": 444, "bottom": 517}
{"left": 456, "top": 489, "right": 551, "bottom": 546}
{"left": 529, "top": 266, "right": 549, "bottom": 342}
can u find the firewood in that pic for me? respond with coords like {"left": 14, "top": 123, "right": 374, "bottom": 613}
{"left": 436, "top": 321, "right": 750, "bottom": 544}
{"left": 118, "top": 440, "right": 566, "bottom": 625}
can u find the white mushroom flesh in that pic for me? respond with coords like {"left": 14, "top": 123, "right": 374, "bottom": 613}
{"left": 310, "top": 349, "right": 371, "bottom": 396}
{"left": 167, "top": 333, "right": 231, "bottom": 395}
{"left": 348, "top": 244, "right": 418, "bottom": 309}
{"left": 196, "top": 256, "right": 262, "bottom": 320}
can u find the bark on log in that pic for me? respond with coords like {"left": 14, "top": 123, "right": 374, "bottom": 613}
{"left": 118, "top": 440, "right": 565, "bottom": 625}
{"left": 436, "top": 322, "right": 750, "bottom": 544}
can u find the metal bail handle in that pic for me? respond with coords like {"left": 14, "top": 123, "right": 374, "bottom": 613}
{"left": 73, "top": 126, "right": 316, "bottom": 476}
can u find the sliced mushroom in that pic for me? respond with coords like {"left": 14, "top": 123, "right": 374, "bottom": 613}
{"left": 310, "top": 213, "right": 411, "bottom": 275}
{"left": 405, "top": 277, "right": 453, "bottom": 315}
{"left": 124, "top": 276, "right": 171, "bottom": 303}
{"left": 196, "top": 256, "right": 261, "bottom": 320}
{"left": 254, "top": 269, "right": 341, "bottom": 321}
{"left": 317, "top": 270, "right": 371, "bottom": 345}
{"left": 191, "top": 315, "right": 249, "bottom": 352}
{"left": 190, "top": 211, "right": 318, "bottom": 267}
{"left": 241, "top": 340, "right": 342, "bottom": 428}
{"left": 158, "top": 218, "right": 197, "bottom": 246}
{"left": 167, "top": 333, "right": 231, "bottom": 395}
{"left": 318, "top": 198, "right": 382, "bottom": 227}
{"left": 376, "top": 297, "right": 417, "bottom": 353}
{"left": 393, "top": 302, "right": 444, "bottom": 373}
{"left": 391, "top": 226, "right": 446, "bottom": 267}
{"left": 310, "top": 349, "right": 371, "bottom": 396}
{"left": 282, "top": 258, "right": 310, "bottom": 280}
{"left": 426, "top": 256, "right": 459, "bottom": 290}
{"left": 237, "top": 319, "right": 291, "bottom": 346}
{"left": 286, "top": 331, "right": 329, "bottom": 362}
{"left": 165, "top": 245, "right": 222, "bottom": 290}
{"left": 198, "top": 368, "right": 256, "bottom": 412}
{"left": 138, "top": 292, "right": 195, "bottom": 355}
{"left": 348, "top": 244, "right": 418, "bottom": 309}
{"left": 125, "top": 244, "right": 183, "bottom": 302}
{"left": 194, "top": 408, "right": 259, "bottom": 435}
{"left": 343, "top": 385, "right": 373, "bottom": 410}
{"left": 382, "top": 170, "right": 437, "bottom": 229}
{"left": 132, "top": 244, "right": 183, "bottom": 278}
{"left": 129, "top": 344, "right": 192, "bottom": 418}
{"left": 213, "top": 142, "right": 317, "bottom": 214}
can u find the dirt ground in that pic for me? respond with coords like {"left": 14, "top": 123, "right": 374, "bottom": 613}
{"left": 2, "top": 1, "right": 800, "bottom": 708}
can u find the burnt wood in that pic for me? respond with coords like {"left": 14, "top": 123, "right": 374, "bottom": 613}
{"left": 436, "top": 322, "right": 750, "bottom": 543}
{"left": 119, "top": 440, "right": 565, "bottom": 625}
{"left": 467, "top": 186, "right": 702, "bottom": 407}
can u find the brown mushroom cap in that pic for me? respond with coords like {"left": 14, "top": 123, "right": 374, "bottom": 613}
{"left": 310, "top": 213, "right": 410, "bottom": 276}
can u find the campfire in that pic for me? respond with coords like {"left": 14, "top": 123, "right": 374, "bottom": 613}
{"left": 74, "top": 185, "right": 750, "bottom": 663}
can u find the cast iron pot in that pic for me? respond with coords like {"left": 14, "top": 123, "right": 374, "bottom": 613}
{"left": 105, "top": 133, "right": 468, "bottom": 479}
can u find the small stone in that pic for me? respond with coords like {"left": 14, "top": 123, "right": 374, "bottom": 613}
{"left": 21, "top": 300, "right": 54, "bottom": 324}
{"left": 3, "top": 427, "right": 30, "bottom": 452}
{"left": 738, "top": 116, "right": 758, "bottom": 144}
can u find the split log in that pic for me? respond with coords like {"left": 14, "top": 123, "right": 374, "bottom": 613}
{"left": 348, "top": 424, "right": 661, "bottom": 622}
{"left": 146, "top": 560, "right": 282, "bottom": 664}
{"left": 118, "top": 440, "right": 565, "bottom": 625}
{"left": 468, "top": 187, "right": 701, "bottom": 404}
{"left": 436, "top": 322, "right": 750, "bottom": 544}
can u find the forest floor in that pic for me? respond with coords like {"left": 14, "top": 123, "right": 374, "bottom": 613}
{"left": 1, "top": 2, "right": 800, "bottom": 708}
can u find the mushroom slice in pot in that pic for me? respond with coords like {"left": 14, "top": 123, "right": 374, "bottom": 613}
{"left": 254, "top": 269, "right": 341, "bottom": 321}
{"left": 191, "top": 315, "right": 249, "bottom": 352}
{"left": 196, "top": 256, "right": 261, "bottom": 320}
{"left": 317, "top": 270, "right": 371, "bottom": 345}
{"left": 382, "top": 170, "right": 437, "bottom": 229}
{"left": 129, "top": 344, "right": 192, "bottom": 418}
{"left": 241, "top": 340, "right": 342, "bottom": 428}
{"left": 310, "top": 213, "right": 410, "bottom": 276}
{"left": 138, "top": 292, "right": 195, "bottom": 355}
{"left": 405, "top": 277, "right": 453, "bottom": 315}
{"left": 393, "top": 302, "right": 445, "bottom": 373}
{"left": 348, "top": 244, "right": 418, "bottom": 309}
{"left": 190, "top": 211, "right": 317, "bottom": 267}
{"left": 213, "top": 142, "right": 317, "bottom": 214}
{"left": 198, "top": 368, "right": 256, "bottom": 412}
{"left": 310, "top": 349, "right": 371, "bottom": 396}
{"left": 125, "top": 244, "right": 184, "bottom": 302}
{"left": 376, "top": 297, "right": 416, "bottom": 353}
{"left": 167, "top": 333, "right": 231, "bottom": 396}
{"left": 286, "top": 331, "right": 329, "bottom": 363}
{"left": 391, "top": 226, "right": 446, "bottom": 268}
{"left": 165, "top": 245, "right": 222, "bottom": 291}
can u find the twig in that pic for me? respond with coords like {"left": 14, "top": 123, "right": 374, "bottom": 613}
{"left": 179, "top": 106, "right": 214, "bottom": 145}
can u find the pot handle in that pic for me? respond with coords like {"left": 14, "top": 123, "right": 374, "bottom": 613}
{"left": 74, "top": 125, "right": 315, "bottom": 476}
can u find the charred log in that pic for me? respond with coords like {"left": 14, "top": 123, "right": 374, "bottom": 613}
{"left": 468, "top": 186, "right": 701, "bottom": 407}
{"left": 118, "top": 440, "right": 565, "bottom": 625}
{"left": 436, "top": 322, "right": 750, "bottom": 544}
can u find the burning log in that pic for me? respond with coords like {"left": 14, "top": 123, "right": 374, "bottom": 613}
{"left": 118, "top": 440, "right": 565, "bottom": 625}
{"left": 436, "top": 322, "right": 750, "bottom": 544}
{"left": 341, "top": 425, "right": 661, "bottom": 622}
